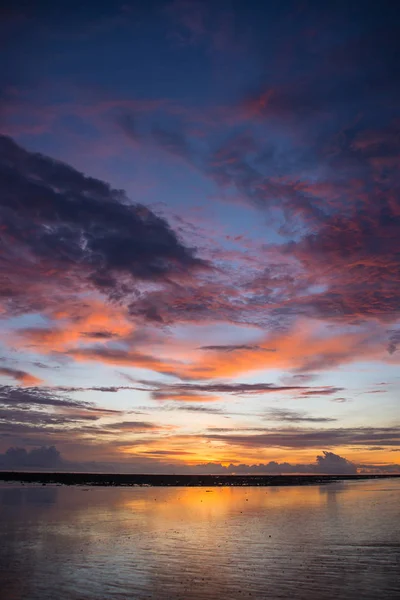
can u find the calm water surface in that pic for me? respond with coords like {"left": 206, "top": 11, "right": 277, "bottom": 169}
{"left": 0, "top": 479, "right": 399, "bottom": 599}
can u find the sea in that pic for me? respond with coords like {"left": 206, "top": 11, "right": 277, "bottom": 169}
{"left": 0, "top": 477, "right": 399, "bottom": 599}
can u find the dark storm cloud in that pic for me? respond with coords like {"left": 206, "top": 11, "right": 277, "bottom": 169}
{"left": 0, "top": 135, "right": 208, "bottom": 314}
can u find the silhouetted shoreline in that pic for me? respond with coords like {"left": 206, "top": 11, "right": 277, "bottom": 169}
{"left": 1, "top": 472, "right": 399, "bottom": 487}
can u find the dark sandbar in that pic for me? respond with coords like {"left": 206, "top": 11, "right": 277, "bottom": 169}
{"left": 1, "top": 472, "right": 399, "bottom": 487}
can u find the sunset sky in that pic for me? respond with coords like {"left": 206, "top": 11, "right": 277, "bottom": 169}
{"left": 0, "top": 0, "right": 399, "bottom": 473}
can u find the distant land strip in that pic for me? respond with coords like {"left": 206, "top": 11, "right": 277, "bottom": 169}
{"left": 1, "top": 472, "right": 399, "bottom": 487}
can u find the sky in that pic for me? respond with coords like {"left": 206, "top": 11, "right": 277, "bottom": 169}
{"left": 0, "top": 0, "right": 399, "bottom": 473}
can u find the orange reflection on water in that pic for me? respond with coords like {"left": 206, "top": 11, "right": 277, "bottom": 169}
{"left": 120, "top": 484, "right": 325, "bottom": 522}
{"left": 2, "top": 479, "right": 400, "bottom": 600}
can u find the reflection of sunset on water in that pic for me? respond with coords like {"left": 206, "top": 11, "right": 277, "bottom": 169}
{"left": 1, "top": 480, "right": 399, "bottom": 599}
{"left": 120, "top": 485, "right": 326, "bottom": 521}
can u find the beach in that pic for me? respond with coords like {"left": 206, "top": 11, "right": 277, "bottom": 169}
{"left": 1, "top": 477, "right": 399, "bottom": 599}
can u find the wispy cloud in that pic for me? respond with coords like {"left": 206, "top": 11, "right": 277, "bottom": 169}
{"left": 202, "top": 427, "right": 400, "bottom": 449}
{"left": 0, "top": 366, "right": 42, "bottom": 386}
{"left": 264, "top": 408, "right": 337, "bottom": 423}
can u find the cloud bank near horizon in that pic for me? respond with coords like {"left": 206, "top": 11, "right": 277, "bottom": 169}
{"left": 1, "top": 445, "right": 398, "bottom": 475}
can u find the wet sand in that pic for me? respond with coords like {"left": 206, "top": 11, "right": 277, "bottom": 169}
{"left": 0, "top": 478, "right": 399, "bottom": 599}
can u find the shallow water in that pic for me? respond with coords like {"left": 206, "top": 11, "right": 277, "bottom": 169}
{"left": 0, "top": 479, "right": 399, "bottom": 600}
